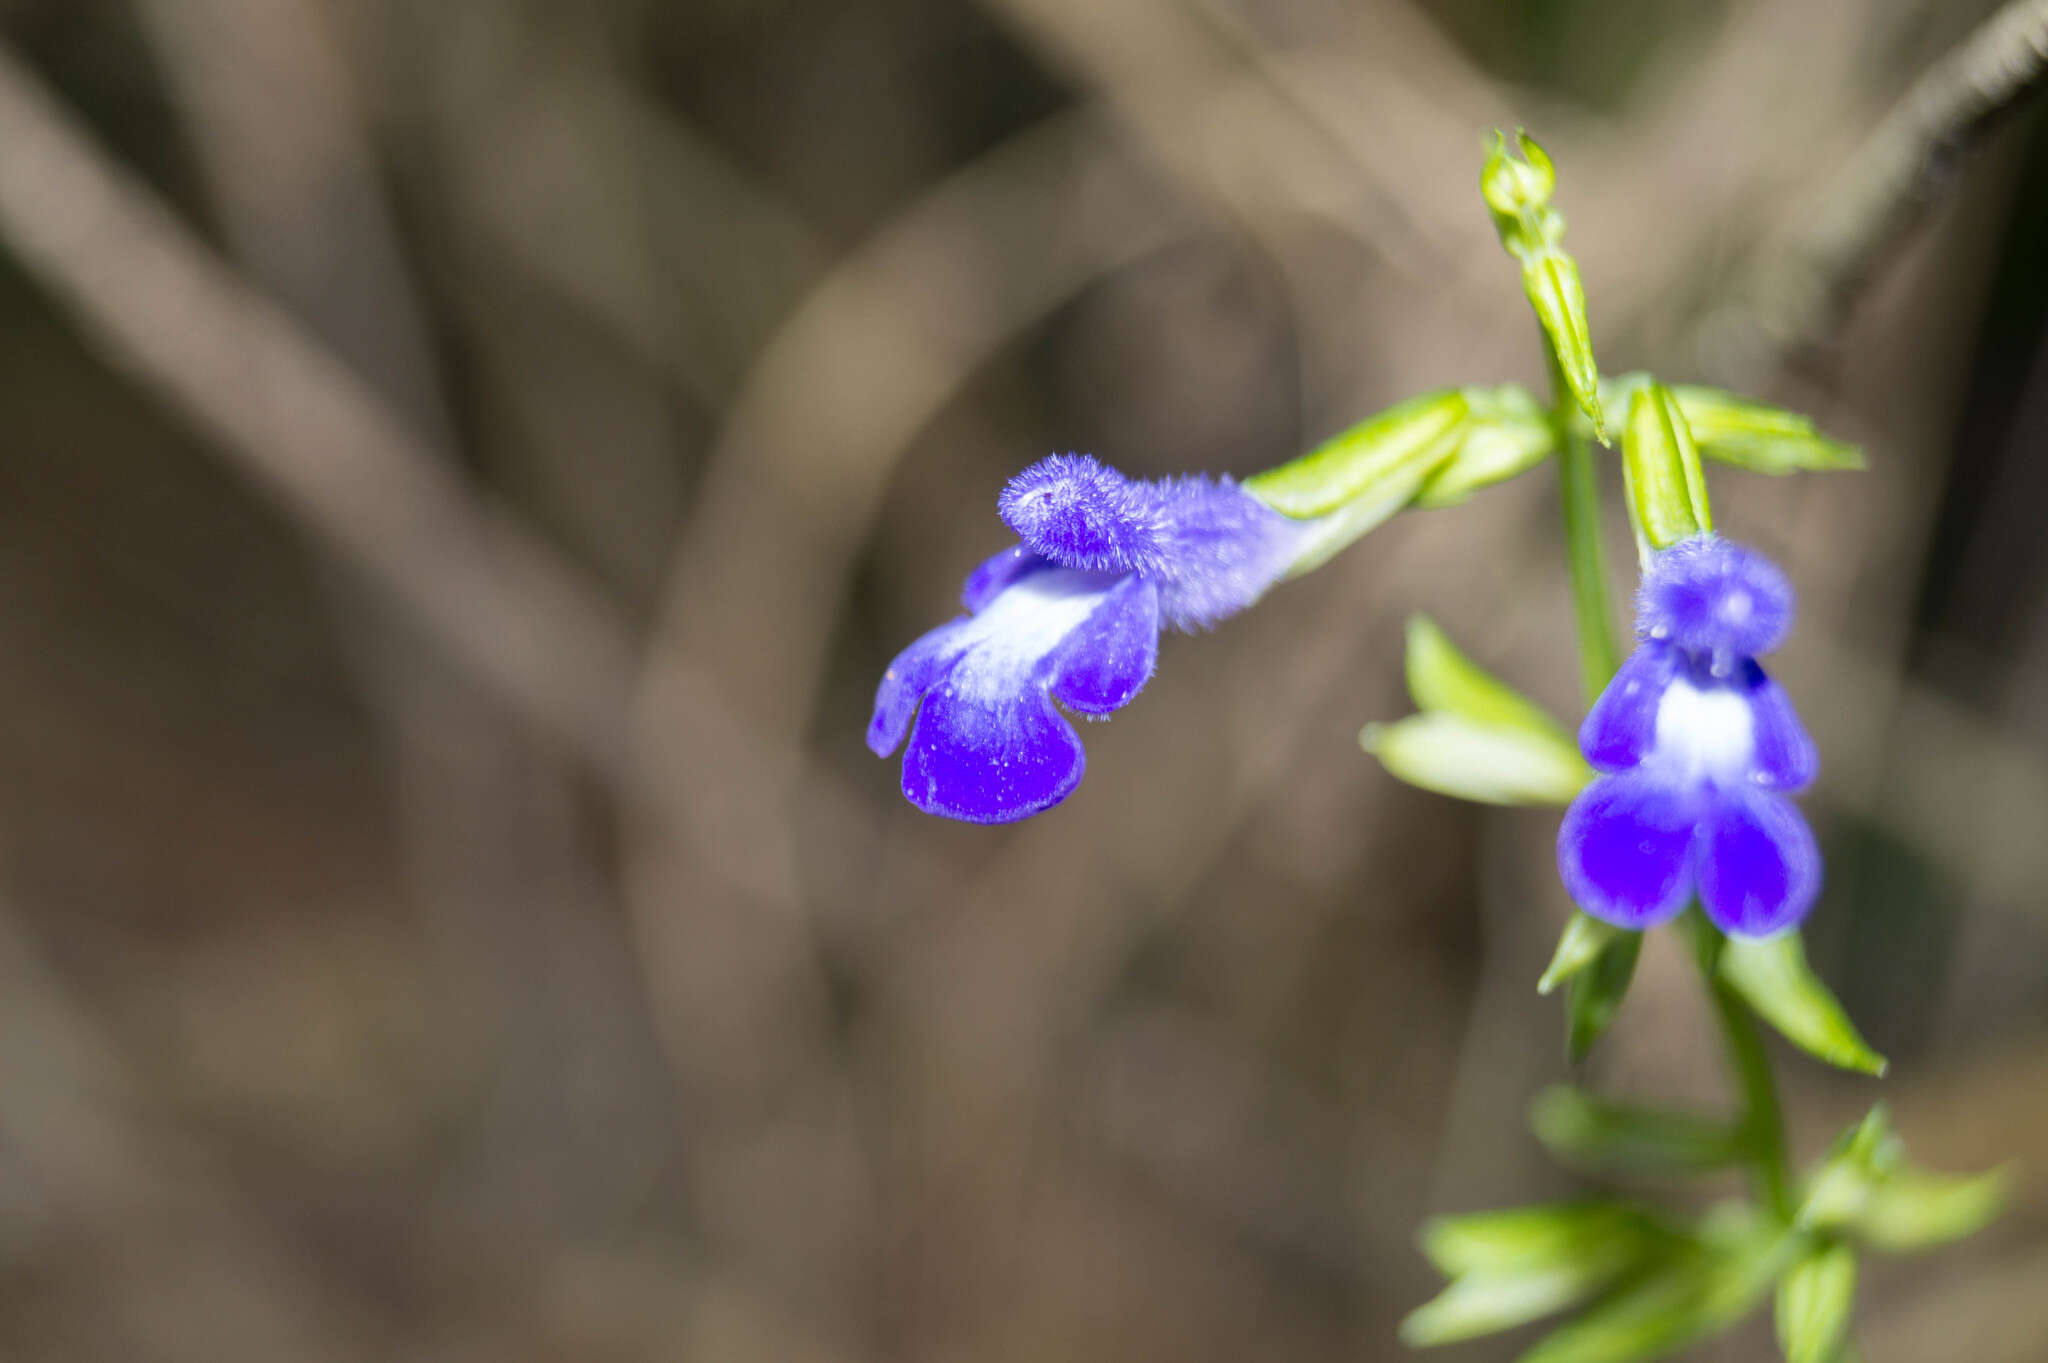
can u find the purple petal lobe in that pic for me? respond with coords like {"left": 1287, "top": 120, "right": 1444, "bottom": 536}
{"left": 869, "top": 617, "right": 974, "bottom": 757}
{"left": 1580, "top": 644, "right": 1678, "bottom": 772}
{"left": 962, "top": 544, "right": 1042, "bottom": 612}
{"left": 1636, "top": 536, "right": 1794, "bottom": 660}
{"left": 999, "top": 455, "right": 1161, "bottom": 575}
{"left": 1050, "top": 575, "right": 1160, "bottom": 713}
{"left": 901, "top": 682, "right": 1086, "bottom": 823}
{"left": 1696, "top": 786, "right": 1820, "bottom": 937}
{"left": 889, "top": 567, "right": 1124, "bottom": 822}
{"left": 1740, "top": 661, "right": 1818, "bottom": 791}
{"left": 1557, "top": 771, "right": 1699, "bottom": 929}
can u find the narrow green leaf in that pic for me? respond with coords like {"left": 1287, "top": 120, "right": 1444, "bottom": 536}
{"left": 1363, "top": 713, "right": 1589, "bottom": 806}
{"left": 1671, "top": 386, "right": 1865, "bottom": 474}
{"left": 1422, "top": 1203, "right": 1661, "bottom": 1278}
{"left": 1776, "top": 1243, "right": 1857, "bottom": 1363}
{"left": 1524, "top": 251, "right": 1603, "bottom": 437}
{"left": 1414, "top": 384, "right": 1557, "bottom": 507}
{"left": 1539, "top": 913, "right": 1619, "bottom": 995}
{"left": 1622, "top": 382, "right": 1712, "bottom": 549}
{"left": 1856, "top": 1166, "right": 2009, "bottom": 1252}
{"left": 1404, "top": 616, "right": 1567, "bottom": 735}
{"left": 1244, "top": 390, "right": 1468, "bottom": 518}
{"left": 1402, "top": 1269, "right": 1602, "bottom": 1347}
{"left": 1719, "top": 934, "right": 1888, "bottom": 1077}
{"left": 1530, "top": 1086, "right": 1749, "bottom": 1174}
{"left": 1567, "top": 928, "right": 1642, "bottom": 1063}
{"left": 1518, "top": 1230, "right": 1786, "bottom": 1363}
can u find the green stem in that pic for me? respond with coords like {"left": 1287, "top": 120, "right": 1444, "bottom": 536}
{"left": 1544, "top": 341, "right": 1620, "bottom": 703}
{"left": 1691, "top": 917, "right": 1796, "bottom": 1221}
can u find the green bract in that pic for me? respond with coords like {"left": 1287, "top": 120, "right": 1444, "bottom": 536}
{"left": 1622, "top": 381, "right": 1713, "bottom": 549}
{"left": 1402, "top": 1203, "right": 1668, "bottom": 1347}
{"left": 1718, "top": 933, "right": 1888, "bottom": 1076}
{"left": 1774, "top": 1244, "right": 1857, "bottom": 1363}
{"left": 1413, "top": 383, "right": 1556, "bottom": 507}
{"left": 1362, "top": 617, "right": 1590, "bottom": 806}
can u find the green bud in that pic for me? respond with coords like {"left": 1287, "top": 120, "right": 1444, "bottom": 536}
{"left": 1566, "top": 926, "right": 1641, "bottom": 1062}
{"left": 1480, "top": 130, "right": 1558, "bottom": 239}
{"left": 1413, "top": 383, "right": 1557, "bottom": 507}
{"left": 1775, "top": 1243, "right": 1858, "bottom": 1363}
{"left": 1525, "top": 250, "right": 1604, "bottom": 436}
{"left": 1719, "top": 932, "right": 1887, "bottom": 1077}
{"left": 1623, "top": 381, "right": 1713, "bottom": 549}
{"left": 1671, "top": 386, "right": 1865, "bottom": 475}
{"left": 1530, "top": 1086, "right": 1749, "bottom": 1175}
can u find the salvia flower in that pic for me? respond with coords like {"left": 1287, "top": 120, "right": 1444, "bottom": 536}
{"left": 1557, "top": 536, "right": 1821, "bottom": 937}
{"left": 869, "top": 454, "right": 1308, "bottom": 823}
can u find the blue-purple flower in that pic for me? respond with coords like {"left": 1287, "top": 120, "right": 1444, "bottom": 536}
{"left": 1557, "top": 537, "right": 1821, "bottom": 937}
{"left": 868, "top": 454, "right": 1308, "bottom": 823}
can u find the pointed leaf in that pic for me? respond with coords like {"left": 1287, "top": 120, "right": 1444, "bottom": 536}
{"left": 1539, "top": 913, "right": 1619, "bottom": 995}
{"left": 1422, "top": 1203, "right": 1663, "bottom": 1278}
{"left": 1567, "top": 928, "right": 1641, "bottom": 1062}
{"left": 1776, "top": 1243, "right": 1857, "bottom": 1363}
{"left": 1671, "top": 386, "right": 1864, "bottom": 474}
{"left": 1518, "top": 1229, "right": 1786, "bottom": 1363}
{"left": 1622, "top": 382, "right": 1712, "bottom": 549}
{"left": 1404, "top": 616, "right": 1569, "bottom": 736}
{"left": 1530, "top": 1086, "right": 1749, "bottom": 1174}
{"left": 1364, "top": 713, "right": 1590, "bottom": 807}
{"left": 1857, "top": 1167, "right": 2009, "bottom": 1252}
{"left": 1719, "top": 933, "right": 1888, "bottom": 1077}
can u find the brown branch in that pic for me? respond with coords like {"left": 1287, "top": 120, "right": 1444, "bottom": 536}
{"left": 1742, "top": 0, "right": 2048, "bottom": 360}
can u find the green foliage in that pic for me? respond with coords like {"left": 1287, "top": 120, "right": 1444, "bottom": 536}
{"left": 1718, "top": 933, "right": 1888, "bottom": 1076}
{"left": 1481, "top": 131, "right": 1604, "bottom": 436}
{"left": 1538, "top": 912, "right": 1622, "bottom": 994}
{"left": 1414, "top": 383, "right": 1558, "bottom": 507}
{"left": 1531, "top": 1087, "right": 1749, "bottom": 1175}
{"left": 1565, "top": 926, "right": 1641, "bottom": 1062}
{"left": 1364, "top": 617, "right": 1591, "bottom": 806}
{"left": 1622, "top": 382, "right": 1713, "bottom": 549}
{"left": 1245, "top": 389, "right": 1467, "bottom": 519}
{"left": 1402, "top": 1204, "right": 1671, "bottom": 1346}
{"left": 1775, "top": 1243, "right": 1857, "bottom": 1363}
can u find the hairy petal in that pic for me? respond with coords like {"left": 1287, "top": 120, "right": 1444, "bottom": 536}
{"left": 1557, "top": 771, "right": 1698, "bottom": 929}
{"left": 1143, "top": 474, "right": 1309, "bottom": 629}
{"left": 1636, "top": 535, "right": 1795, "bottom": 659}
{"left": 1050, "top": 575, "right": 1160, "bottom": 713}
{"left": 1741, "top": 661, "right": 1818, "bottom": 791}
{"left": 1000, "top": 454, "right": 1162, "bottom": 574}
{"left": 1696, "top": 786, "right": 1820, "bottom": 937}
{"left": 1579, "top": 643, "right": 1677, "bottom": 772}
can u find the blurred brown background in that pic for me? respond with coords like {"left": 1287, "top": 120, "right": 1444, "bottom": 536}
{"left": 0, "top": 0, "right": 2042, "bottom": 1359}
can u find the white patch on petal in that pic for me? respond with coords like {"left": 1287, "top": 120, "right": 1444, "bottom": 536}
{"left": 941, "top": 569, "right": 1117, "bottom": 705}
{"left": 1652, "top": 680, "right": 1755, "bottom": 781}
